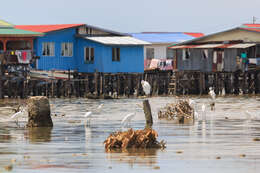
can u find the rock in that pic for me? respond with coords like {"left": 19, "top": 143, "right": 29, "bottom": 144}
{"left": 27, "top": 96, "right": 53, "bottom": 127}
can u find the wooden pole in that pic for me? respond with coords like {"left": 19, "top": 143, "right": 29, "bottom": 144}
{"left": 143, "top": 99, "right": 153, "bottom": 129}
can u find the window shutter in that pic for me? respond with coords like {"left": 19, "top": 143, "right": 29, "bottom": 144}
{"left": 117, "top": 48, "right": 120, "bottom": 61}
{"left": 91, "top": 48, "right": 94, "bottom": 61}
{"left": 85, "top": 47, "right": 89, "bottom": 62}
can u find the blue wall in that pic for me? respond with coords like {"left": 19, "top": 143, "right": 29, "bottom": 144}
{"left": 34, "top": 28, "right": 144, "bottom": 73}
{"left": 34, "top": 28, "right": 77, "bottom": 71}
{"left": 76, "top": 38, "right": 144, "bottom": 73}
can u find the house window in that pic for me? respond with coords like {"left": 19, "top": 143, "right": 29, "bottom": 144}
{"left": 61, "top": 42, "right": 73, "bottom": 57}
{"left": 146, "top": 48, "right": 154, "bottom": 59}
{"left": 84, "top": 47, "right": 94, "bottom": 63}
{"left": 42, "top": 42, "right": 55, "bottom": 56}
{"left": 167, "top": 48, "right": 174, "bottom": 59}
{"left": 112, "top": 48, "right": 120, "bottom": 61}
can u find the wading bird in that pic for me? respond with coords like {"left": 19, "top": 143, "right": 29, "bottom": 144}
{"left": 141, "top": 80, "right": 151, "bottom": 96}
{"left": 10, "top": 107, "right": 25, "bottom": 126}
{"left": 84, "top": 111, "right": 93, "bottom": 126}
{"left": 209, "top": 87, "right": 216, "bottom": 110}
{"left": 121, "top": 113, "right": 136, "bottom": 128}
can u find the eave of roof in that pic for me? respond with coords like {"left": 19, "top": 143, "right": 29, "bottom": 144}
{"left": 167, "top": 27, "right": 255, "bottom": 47}
{"left": 0, "top": 28, "right": 43, "bottom": 36}
{"left": 82, "top": 36, "right": 151, "bottom": 45}
{"left": 15, "top": 24, "right": 85, "bottom": 33}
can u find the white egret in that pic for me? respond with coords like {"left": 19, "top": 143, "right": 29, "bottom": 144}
{"left": 10, "top": 107, "right": 26, "bottom": 126}
{"left": 194, "top": 111, "right": 199, "bottom": 120}
{"left": 221, "top": 88, "right": 226, "bottom": 96}
{"left": 244, "top": 110, "right": 258, "bottom": 120}
{"left": 97, "top": 104, "right": 103, "bottom": 110}
{"left": 121, "top": 113, "right": 136, "bottom": 128}
{"left": 209, "top": 87, "right": 216, "bottom": 100}
{"left": 84, "top": 111, "right": 93, "bottom": 126}
{"left": 188, "top": 99, "right": 197, "bottom": 110}
{"left": 141, "top": 80, "right": 151, "bottom": 96}
{"left": 239, "top": 89, "right": 243, "bottom": 95}
{"left": 209, "top": 87, "right": 216, "bottom": 110}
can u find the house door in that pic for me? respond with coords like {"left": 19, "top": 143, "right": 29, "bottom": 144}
{"left": 213, "top": 51, "right": 224, "bottom": 72}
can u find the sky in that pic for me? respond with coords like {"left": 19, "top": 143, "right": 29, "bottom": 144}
{"left": 1, "top": 0, "right": 260, "bottom": 34}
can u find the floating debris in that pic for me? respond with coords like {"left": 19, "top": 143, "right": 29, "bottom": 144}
{"left": 158, "top": 99, "right": 194, "bottom": 123}
{"left": 4, "top": 164, "right": 13, "bottom": 171}
{"left": 239, "top": 154, "right": 246, "bottom": 158}
{"left": 253, "top": 138, "right": 260, "bottom": 141}
{"left": 216, "top": 156, "right": 221, "bottom": 160}
{"left": 176, "top": 151, "right": 183, "bottom": 154}
{"left": 104, "top": 128, "right": 165, "bottom": 152}
{"left": 153, "top": 166, "right": 160, "bottom": 169}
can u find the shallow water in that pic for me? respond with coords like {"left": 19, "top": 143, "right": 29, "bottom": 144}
{"left": 0, "top": 96, "right": 260, "bottom": 173}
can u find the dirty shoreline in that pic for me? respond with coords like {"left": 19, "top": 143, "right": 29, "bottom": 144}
{"left": 0, "top": 96, "right": 260, "bottom": 172}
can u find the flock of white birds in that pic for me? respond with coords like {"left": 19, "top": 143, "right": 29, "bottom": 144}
{"left": 8, "top": 80, "right": 258, "bottom": 128}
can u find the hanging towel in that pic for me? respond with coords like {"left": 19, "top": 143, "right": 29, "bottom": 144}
{"left": 15, "top": 50, "right": 22, "bottom": 62}
{"left": 213, "top": 52, "right": 217, "bottom": 63}
{"left": 22, "top": 51, "right": 27, "bottom": 61}
{"left": 149, "top": 59, "right": 160, "bottom": 69}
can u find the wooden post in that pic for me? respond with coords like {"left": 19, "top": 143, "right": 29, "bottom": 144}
{"left": 94, "top": 72, "right": 98, "bottom": 96}
{"left": 0, "top": 65, "right": 3, "bottom": 99}
{"left": 199, "top": 72, "right": 203, "bottom": 95}
{"left": 143, "top": 99, "right": 153, "bottom": 129}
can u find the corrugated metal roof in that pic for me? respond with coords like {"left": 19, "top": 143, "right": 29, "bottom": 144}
{"left": 130, "top": 32, "right": 203, "bottom": 44}
{"left": 242, "top": 24, "right": 260, "bottom": 28}
{"left": 0, "top": 20, "right": 14, "bottom": 28}
{"left": 0, "top": 28, "right": 43, "bottom": 36}
{"left": 184, "top": 32, "right": 204, "bottom": 38}
{"left": 15, "top": 24, "right": 84, "bottom": 33}
{"left": 169, "top": 43, "right": 256, "bottom": 49}
{"left": 83, "top": 36, "right": 150, "bottom": 45}
{"left": 194, "top": 44, "right": 224, "bottom": 48}
{"left": 228, "top": 43, "right": 256, "bottom": 48}
{"left": 242, "top": 28, "right": 260, "bottom": 33}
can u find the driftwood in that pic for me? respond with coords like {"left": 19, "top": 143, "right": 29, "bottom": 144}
{"left": 104, "top": 128, "right": 165, "bottom": 152}
{"left": 158, "top": 99, "right": 194, "bottom": 123}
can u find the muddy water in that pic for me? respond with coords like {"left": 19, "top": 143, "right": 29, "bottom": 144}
{"left": 0, "top": 96, "right": 260, "bottom": 173}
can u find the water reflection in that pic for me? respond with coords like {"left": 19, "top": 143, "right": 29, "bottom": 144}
{"left": 0, "top": 97, "right": 260, "bottom": 172}
{"left": 106, "top": 148, "right": 158, "bottom": 168}
{"left": 27, "top": 127, "right": 53, "bottom": 143}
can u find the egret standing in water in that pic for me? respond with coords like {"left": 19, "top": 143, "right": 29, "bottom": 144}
{"left": 121, "top": 112, "right": 136, "bottom": 128}
{"left": 209, "top": 87, "right": 216, "bottom": 111}
{"left": 10, "top": 107, "right": 26, "bottom": 126}
{"left": 84, "top": 111, "right": 93, "bottom": 126}
{"left": 141, "top": 80, "right": 151, "bottom": 96}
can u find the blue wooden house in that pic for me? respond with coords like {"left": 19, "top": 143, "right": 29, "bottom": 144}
{"left": 16, "top": 24, "right": 149, "bottom": 73}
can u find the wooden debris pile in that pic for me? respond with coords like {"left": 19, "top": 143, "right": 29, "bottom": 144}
{"left": 104, "top": 128, "right": 165, "bottom": 152}
{"left": 158, "top": 99, "right": 194, "bottom": 123}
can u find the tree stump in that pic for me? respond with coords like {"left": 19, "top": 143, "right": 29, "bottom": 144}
{"left": 27, "top": 96, "right": 53, "bottom": 127}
